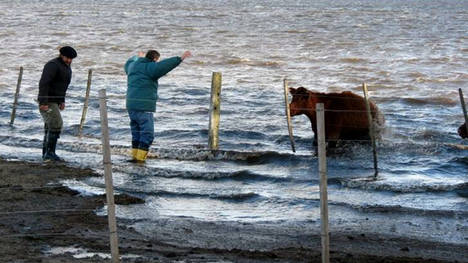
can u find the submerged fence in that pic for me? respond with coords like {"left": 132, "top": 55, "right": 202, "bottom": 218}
{"left": 3, "top": 67, "right": 467, "bottom": 263}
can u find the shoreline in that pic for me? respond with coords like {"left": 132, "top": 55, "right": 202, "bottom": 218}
{"left": 0, "top": 158, "right": 465, "bottom": 263}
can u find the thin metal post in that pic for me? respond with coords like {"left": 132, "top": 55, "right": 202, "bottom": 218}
{"left": 208, "top": 72, "right": 222, "bottom": 151}
{"left": 79, "top": 69, "right": 93, "bottom": 136}
{"left": 316, "top": 103, "right": 329, "bottom": 263}
{"left": 283, "top": 78, "right": 296, "bottom": 152}
{"left": 10, "top": 66, "right": 23, "bottom": 125}
{"left": 362, "top": 83, "right": 378, "bottom": 177}
{"left": 458, "top": 88, "right": 468, "bottom": 136}
{"left": 98, "top": 89, "right": 120, "bottom": 263}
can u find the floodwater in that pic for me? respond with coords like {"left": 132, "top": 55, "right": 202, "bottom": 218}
{"left": 0, "top": 0, "right": 467, "bottom": 249}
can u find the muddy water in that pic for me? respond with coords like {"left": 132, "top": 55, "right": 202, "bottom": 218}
{"left": 0, "top": 0, "right": 466, "bottom": 249}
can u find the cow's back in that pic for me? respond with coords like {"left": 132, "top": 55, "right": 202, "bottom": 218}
{"left": 323, "top": 91, "right": 369, "bottom": 127}
{"left": 312, "top": 91, "right": 384, "bottom": 139}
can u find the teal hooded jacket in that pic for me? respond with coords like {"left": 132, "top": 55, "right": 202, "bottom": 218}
{"left": 125, "top": 56, "right": 182, "bottom": 112}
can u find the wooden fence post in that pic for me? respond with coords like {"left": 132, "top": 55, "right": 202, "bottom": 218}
{"left": 362, "top": 83, "right": 378, "bottom": 177}
{"left": 316, "top": 103, "right": 330, "bottom": 263}
{"left": 283, "top": 78, "right": 296, "bottom": 152}
{"left": 79, "top": 69, "right": 93, "bottom": 136}
{"left": 458, "top": 88, "right": 468, "bottom": 136}
{"left": 208, "top": 72, "right": 222, "bottom": 151}
{"left": 10, "top": 66, "right": 23, "bottom": 125}
{"left": 98, "top": 89, "right": 120, "bottom": 263}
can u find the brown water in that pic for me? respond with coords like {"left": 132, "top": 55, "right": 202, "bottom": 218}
{"left": 0, "top": 0, "right": 467, "bottom": 249}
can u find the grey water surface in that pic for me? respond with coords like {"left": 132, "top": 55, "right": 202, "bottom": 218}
{"left": 0, "top": 0, "right": 466, "bottom": 247}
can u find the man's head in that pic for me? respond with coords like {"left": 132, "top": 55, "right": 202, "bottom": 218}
{"left": 59, "top": 46, "right": 77, "bottom": 65}
{"left": 146, "top": 50, "right": 160, "bottom": 62}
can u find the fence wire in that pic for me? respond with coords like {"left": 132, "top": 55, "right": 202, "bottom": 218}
{"left": 0, "top": 209, "right": 96, "bottom": 216}
{"left": 3, "top": 79, "right": 466, "bottom": 253}
{"left": 10, "top": 93, "right": 386, "bottom": 138}
{"left": 0, "top": 184, "right": 325, "bottom": 195}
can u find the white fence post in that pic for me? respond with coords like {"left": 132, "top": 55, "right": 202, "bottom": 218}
{"left": 283, "top": 78, "right": 296, "bottom": 152}
{"left": 98, "top": 89, "right": 120, "bottom": 263}
{"left": 316, "top": 103, "right": 330, "bottom": 263}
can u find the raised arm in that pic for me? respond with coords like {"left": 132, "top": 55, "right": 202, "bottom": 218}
{"left": 149, "top": 51, "right": 192, "bottom": 79}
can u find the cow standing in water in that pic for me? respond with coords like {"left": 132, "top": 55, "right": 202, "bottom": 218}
{"left": 288, "top": 87, "right": 385, "bottom": 148}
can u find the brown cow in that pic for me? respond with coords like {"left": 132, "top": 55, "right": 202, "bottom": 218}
{"left": 289, "top": 87, "right": 385, "bottom": 148}
{"left": 458, "top": 123, "right": 467, "bottom": 139}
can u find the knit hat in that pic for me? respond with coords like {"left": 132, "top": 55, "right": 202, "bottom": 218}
{"left": 59, "top": 46, "right": 77, "bottom": 58}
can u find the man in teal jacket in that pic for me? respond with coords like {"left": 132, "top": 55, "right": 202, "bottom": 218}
{"left": 125, "top": 50, "right": 191, "bottom": 162}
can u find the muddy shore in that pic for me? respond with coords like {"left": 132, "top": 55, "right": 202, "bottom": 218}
{"left": 0, "top": 158, "right": 465, "bottom": 263}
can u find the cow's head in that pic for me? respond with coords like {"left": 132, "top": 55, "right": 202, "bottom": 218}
{"left": 289, "top": 87, "right": 311, "bottom": 116}
{"left": 458, "top": 122, "right": 467, "bottom": 139}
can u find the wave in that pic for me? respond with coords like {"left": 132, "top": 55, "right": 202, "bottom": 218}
{"left": 226, "top": 57, "right": 249, "bottom": 65}
{"left": 251, "top": 61, "right": 282, "bottom": 67}
{"left": 415, "top": 75, "right": 467, "bottom": 84}
{"left": 340, "top": 178, "right": 468, "bottom": 194}
{"left": 221, "top": 129, "right": 268, "bottom": 141}
{"left": 147, "top": 147, "right": 299, "bottom": 163}
{"left": 378, "top": 138, "right": 457, "bottom": 155}
{"left": 399, "top": 97, "right": 457, "bottom": 106}
{"left": 114, "top": 186, "right": 260, "bottom": 202}
{"left": 175, "top": 88, "right": 210, "bottom": 97}
{"left": 284, "top": 29, "right": 309, "bottom": 34}
{"left": 451, "top": 156, "right": 468, "bottom": 166}
{"left": 223, "top": 57, "right": 281, "bottom": 68}
{"left": 374, "top": 96, "right": 458, "bottom": 106}
{"left": 113, "top": 164, "right": 303, "bottom": 183}
{"left": 0, "top": 133, "right": 304, "bottom": 164}
{"left": 330, "top": 200, "right": 468, "bottom": 217}
{"left": 340, "top": 57, "right": 368, "bottom": 63}
{"left": 113, "top": 164, "right": 351, "bottom": 187}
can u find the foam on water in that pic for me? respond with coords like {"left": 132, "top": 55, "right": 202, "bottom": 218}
{"left": 45, "top": 246, "right": 141, "bottom": 260}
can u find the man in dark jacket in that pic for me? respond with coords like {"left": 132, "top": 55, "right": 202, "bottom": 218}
{"left": 38, "top": 46, "right": 77, "bottom": 162}
{"left": 125, "top": 49, "right": 191, "bottom": 162}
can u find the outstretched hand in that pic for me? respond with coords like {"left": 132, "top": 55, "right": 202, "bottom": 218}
{"left": 181, "top": 51, "right": 192, "bottom": 61}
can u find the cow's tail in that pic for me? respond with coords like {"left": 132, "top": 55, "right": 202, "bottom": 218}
{"left": 371, "top": 106, "right": 385, "bottom": 139}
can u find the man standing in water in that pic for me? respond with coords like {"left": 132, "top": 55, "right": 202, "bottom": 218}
{"left": 125, "top": 50, "right": 192, "bottom": 162}
{"left": 38, "top": 46, "right": 77, "bottom": 162}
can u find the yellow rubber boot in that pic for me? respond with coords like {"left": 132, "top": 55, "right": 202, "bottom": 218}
{"left": 131, "top": 148, "right": 138, "bottom": 160}
{"left": 135, "top": 149, "right": 148, "bottom": 162}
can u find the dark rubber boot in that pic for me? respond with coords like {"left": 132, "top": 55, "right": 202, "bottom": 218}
{"left": 43, "top": 132, "right": 64, "bottom": 162}
{"left": 42, "top": 131, "right": 48, "bottom": 158}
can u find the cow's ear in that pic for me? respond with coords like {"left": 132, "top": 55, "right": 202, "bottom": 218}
{"left": 289, "top": 87, "right": 296, "bottom": 94}
{"left": 296, "top": 87, "right": 310, "bottom": 99}
{"left": 297, "top": 87, "right": 308, "bottom": 94}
